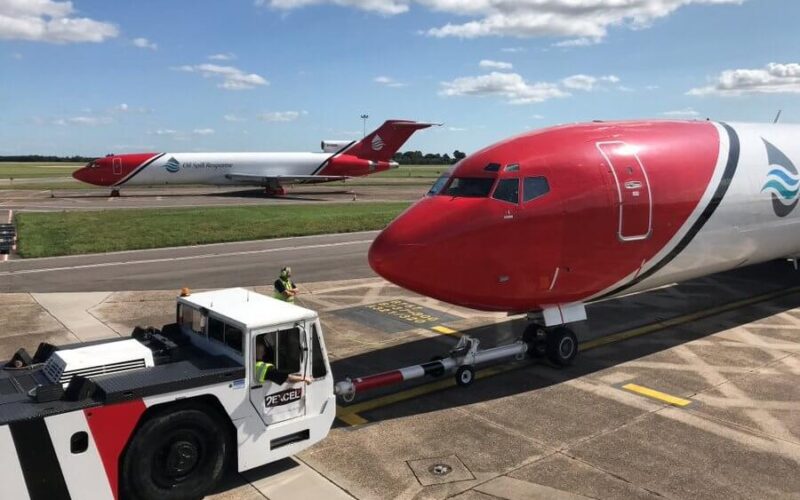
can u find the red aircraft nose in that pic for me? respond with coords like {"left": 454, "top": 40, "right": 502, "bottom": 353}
{"left": 370, "top": 195, "right": 529, "bottom": 311}
{"left": 72, "top": 162, "right": 105, "bottom": 186}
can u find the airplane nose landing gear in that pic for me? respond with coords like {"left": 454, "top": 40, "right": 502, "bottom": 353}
{"left": 523, "top": 323, "right": 578, "bottom": 367}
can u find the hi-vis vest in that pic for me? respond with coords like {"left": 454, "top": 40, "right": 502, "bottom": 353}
{"left": 255, "top": 361, "right": 274, "bottom": 383}
{"left": 274, "top": 278, "right": 295, "bottom": 302}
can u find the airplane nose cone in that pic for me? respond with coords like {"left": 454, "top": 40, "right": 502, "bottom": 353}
{"left": 368, "top": 227, "right": 427, "bottom": 288}
{"left": 72, "top": 167, "right": 90, "bottom": 183}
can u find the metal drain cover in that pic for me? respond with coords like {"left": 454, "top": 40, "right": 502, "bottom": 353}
{"left": 429, "top": 463, "right": 452, "bottom": 476}
{"left": 407, "top": 455, "right": 474, "bottom": 486}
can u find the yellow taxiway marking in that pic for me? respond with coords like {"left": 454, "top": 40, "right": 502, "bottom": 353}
{"left": 336, "top": 407, "right": 369, "bottom": 426}
{"left": 335, "top": 285, "right": 800, "bottom": 427}
{"left": 431, "top": 325, "right": 459, "bottom": 336}
{"left": 622, "top": 383, "right": 692, "bottom": 407}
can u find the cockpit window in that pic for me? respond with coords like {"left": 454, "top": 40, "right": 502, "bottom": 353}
{"left": 428, "top": 174, "right": 450, "bottom": 196}
{"left": 484, "top": 163, "right": 501, "bottom": 172}
{"left": 504, "top": 164, "right": 519, "bottom": 172}
{"left": 523, "top": 177, "right": 550, "bottom": 202}
{"left": 443, "top": 177, "right": 495, "bottom": 198}
{"left": 492, "top": 179, "right": 519, "bottom": 204}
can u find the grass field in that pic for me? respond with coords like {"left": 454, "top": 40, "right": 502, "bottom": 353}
{"left": 0, "top": 163, "right": 83, "bottom": 179}
{"left": 15, "top": 202, "right": 411, "bottom": 258}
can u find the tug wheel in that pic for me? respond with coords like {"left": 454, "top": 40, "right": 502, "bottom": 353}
{"left": 455, "top": 365, "right": 475, "bottom": 387}
{"left": 545, "top": 327, "right": 578, "bottom": 367}
{"left": 121, "top": 406, "right": 230, "bottom": 500}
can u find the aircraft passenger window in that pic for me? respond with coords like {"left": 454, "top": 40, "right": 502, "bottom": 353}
{"left": 224, "top": 324, "right": 243, "bottom": 353}
{"left": 523, "top": 177, "right": 550, "bottom": 202}
{"left": 443, "top": 177, "right": 495, "bottom": 198}
{"left": 505, "top": 164, "right": 519, "bottom": 172}
{"left": 208, "top": 317, "right": 224, "bottom": 343}
{"left": 428, "top": 174, "right": 450, "bottom": 196}
{"left": 492, "top": 179, "right": 519, "bottom": 204}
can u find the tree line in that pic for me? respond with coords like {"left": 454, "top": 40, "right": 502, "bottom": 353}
{"left": 0, "top": 155, "right": 96, "bottom": 163}
{"left": 392, "top": 150, "right": 466, "bottom": 165}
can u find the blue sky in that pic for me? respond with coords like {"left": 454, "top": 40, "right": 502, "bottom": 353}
{"left": 0, "top": 0, "right": 798, "bottom": 156}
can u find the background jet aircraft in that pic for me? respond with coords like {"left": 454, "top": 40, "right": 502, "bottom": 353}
{"left": 72, "top": 120, "right": 434, "bottom": 195}
{"left": 369, "top": 120, "right": 800, "bottom": 365}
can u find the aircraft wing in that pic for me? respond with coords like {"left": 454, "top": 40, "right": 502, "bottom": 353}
{"left": 225, "top": 173, "right": 349, "bottom": 185}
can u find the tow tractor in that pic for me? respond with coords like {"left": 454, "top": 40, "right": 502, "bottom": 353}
{"left": 1, "top": 288, "right": 335, "bottom": 500}
{"left": 0, "top": 288, "right": 549, "bottom": 499}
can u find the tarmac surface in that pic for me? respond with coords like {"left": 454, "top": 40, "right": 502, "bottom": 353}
{"left": 0, "top": 231, "right": 379, "bottom": 292}
{"left": 3, "top": 260, "right": 800, "bottom": 499}
{"left": 0, "top": 181, "right": 429, "bottom": 212}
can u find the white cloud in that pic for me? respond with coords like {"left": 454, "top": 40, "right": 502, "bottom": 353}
{"left": 554, "top": 37, "right": 598, "bottom": 48}
{"left": 149, "top": 129, "right": 178, "bottom": 136}
{"left": 174, "top": 64, "right": 269, "bottom": 90}
{"left": 447, "top": 126, "right": 467, "bottom": 131}
{"left": 531, "top": 114, "right": 544, "bottom": 119}
{"left": 132, "top": 37, "right": 157, "bottom": 50}
{"left": 374, "top": 75, "right": 407, "bottom": 87}
{"left": 440, "top": 72, "right": 569, "bottom": 105}
{"left": 10, "top": 51, "right": 22, "bottom": 59}
{"left": 224, "top": 113, "right": 246, "bottom": 122}
{"left": 0, "top": 0, "right": 118, "bottom": 43}
{"left": 259, "top": 0, "right": 409, "bottom": 15}
{"left": 688, "top": 62, "right": 800, "bottom": 96}
{"left": 192, "top": 128, "right": 215, "bottom": 135}
{"left": 53, "top": 115, "right": 112, "bottom": 126}
{"left": 441, "top": 71, "right": 623, "bottom": 104}
{"left": 479, "top": 59, "right": 512, "bottom": 70}
{"left": 662, "top": 107, "right": 700, "bottom": 117}
{"left": 562, "top": 74, "right": 620, "bottom": 91}
{"left": 261, "top": 0, "right": 744, "bottom": 42}
{"left": 209, "top": 52, "right": 235, "bottom": 61}
{"left": 258, "top": 111, "right": 307, "bottom": 122}
{"left": 501, "top": 47, "right": 525, "bottom": 53}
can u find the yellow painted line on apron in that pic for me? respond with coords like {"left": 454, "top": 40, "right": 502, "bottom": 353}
{"left": 336, "top": 406, "right": 368, "bottom": 426}
{"left": 335, "top": 285, "right": 800, "bottom": 426}
{"left": 622, "top": 383, "right": 692, "bottom": 407}
{"left": 580, "top": 285, "right": 800, "bottom": 352}
{"left": 431, "top": 325, "right": 459, "bottom": 336}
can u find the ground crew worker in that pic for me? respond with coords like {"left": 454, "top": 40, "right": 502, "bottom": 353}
{"left": 255, "top": 343, "right": 311, "bottom": 384}
{"left": 274, "top": 266, "right": 298, "bottom": 302}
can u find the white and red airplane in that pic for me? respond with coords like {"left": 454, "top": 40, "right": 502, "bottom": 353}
{"left": 72, "top": 120, "right": 434, "bottom": 195}
{"left": 369, "top": 120, "right": 800, "bottom": 365}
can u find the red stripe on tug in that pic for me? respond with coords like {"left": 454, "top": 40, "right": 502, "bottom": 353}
{"left": 351, "top": 371, "right": 405, "bottom": 392}
{"left": 85, "top": 400, "right": 147, "bottom": 500}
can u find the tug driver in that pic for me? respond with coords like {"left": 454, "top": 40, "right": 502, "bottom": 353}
{"left": 255, "top": 342, "right": 312, "bottom": 385}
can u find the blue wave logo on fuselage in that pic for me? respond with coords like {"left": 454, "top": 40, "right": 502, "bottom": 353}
{"left": 762, "top": 139, "right": 799, "bottom": 217}
{"left": 164, "top": 157, "right": 180, "bottom": 173}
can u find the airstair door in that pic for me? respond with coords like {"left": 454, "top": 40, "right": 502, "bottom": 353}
{"left": 597, "top": 142, "right": 652, "bottom": 241}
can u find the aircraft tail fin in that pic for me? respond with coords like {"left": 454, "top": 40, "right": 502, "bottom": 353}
{"left": 346, "top": 120, "right": 437, "bottom": 162}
